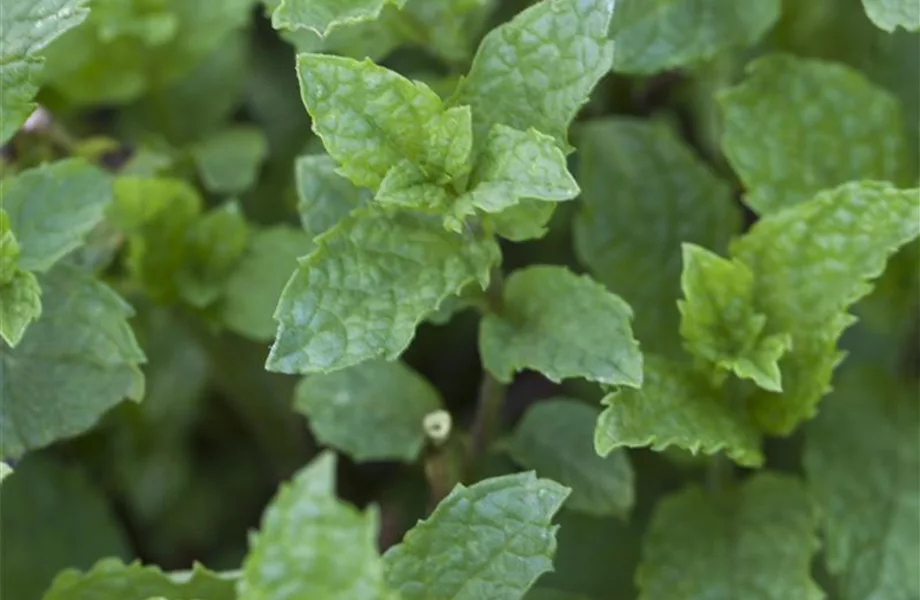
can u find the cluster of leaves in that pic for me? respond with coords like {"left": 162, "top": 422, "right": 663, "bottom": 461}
{"left": 1, "top": 0, "right": 918, "bottom": 599}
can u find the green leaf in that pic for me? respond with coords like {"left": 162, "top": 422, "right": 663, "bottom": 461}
{"left": 0, "top": 455, "right": 131, "bottom": 600}
{"left": 42, "top": 559, "right": 236, "bottom": 600}
{"left": 637, "top": 473, "right": 822, "bottom": 600}
{"left": 719, "top": 54, "right": 908, "bottom": 215}
{"left": 267, "top": 207, "right": 499, "bottom": 374}
{"left": 294, "top": 359, "right": 443, "bottom": 462}
{"left": 509, "top": 399, "right": 634, "bottom": 518}
{"left": 0, "top": 265, "right": 146, "bottom": 459}
{"left": 296, "top": 153, "right": 373, "bottom": 240}
{"left": 573, "top": 118, "right": 741, "bottom": 355}
{"left": 0, "top": 210, "right": 19, "bottom": 283}
{"left": 0, "top": 270, "right": 42, "bottom": 347}
{"left": 595, "top": 356, "right": 763, "bottom": 467}
{"left": 221, "top": 226, "right": 314, "bottom": 342}
{"left": 0, "top": 462, "right": 10, "bottom": 485}
{"left": 375, "top": 160, "right": 453, "bottom": 213}
{"left": 678, "top": 244, "right": 791, "bottom": 392}
{"left": 296, "top": 53, "right": 443, "bottom": 188}
{"left": 239, "top": 451, "right": 391, "bottom": 600}
{"left": 610, "top": 0, "right": 781, "bottom": 74}
{"left": 861, "top": 0, "right": 920, "bottom": 31}
{"left": 191, "top": 127, "right": 268, "bottom": 195}
{"left": 383, "top": 472, "right": 570, "bottom": 600}
{"left": 450, "top": 0, "right": 615, "bottom": 150}
{"left": 1, "top": 159, "right": 113, "bottom": 273}
{"left": 0, "top": 0, "right": 89, "bottom": 144}
{"left": 804, "top": 367, "right": 919, "bottom": 600}
{"left": 272, "top": 0, "right": 405, "bottom": 37}
{"left": 733, "top": 181, "right": 920, "bottom": 434}
{"left": 491, "top": 201, "right": 557, "bottom": 242}
{"left": 479, "top": 266, "right": 642, "bottom": 386}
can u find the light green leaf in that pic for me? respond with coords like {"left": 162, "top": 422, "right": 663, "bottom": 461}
{"left": 239, "top": 451, "right": 391, "bottom": 600}
{"left": 479, "top": 265, "right": 642, "bottom": 386}
{"left": 610, "top": 0, "right": 781, "bottom": 74}
{"left": 862, "top": 0, "right": 920, "bottom": 31}
{"left": 294, "top": 359, "right": 443, "bottom": 462}
{"left": 0, "top": 270, "right": 42, "bottom": 347}
{"left": 221, "top": 226, "right": 314, "bottom": 342}
{"left": 450, "top": 0, "right": 615, "bottom": 150}
{"left": 267, "top": 207, "right": 499, "bottom": 374}
{"left": 637, "top": 473, "right": 822, "bottom": 600}
{"left": 383, "top": 472, "right": 570, "bottom": 600}
{"left": 0, "top": 0, "right": 89, "bottom": 144}
{"left": 272, "top": 0, "right": 405, "bottom": 37}
{"left": 424, "top": 104, "right": 474, "bottom": 182}
{"left": 43, "top": 559, "right": 236, "bottom": 600}
{"left": 0, "top": 265, "right": 146, "bottom": 459}
{"left": 491, "top": 201, "right": 557, "bottom": 242}
{"left": 719, "top": 54, "right": 907, "bottom": 215}
{"left": 1, "top": 159, "right": 113, "bottom": 273}
{"left": 0, "top": 455, "right": 131, "bottom": 600}
{"left": 573, "top": 118, "right": 740, "bottom": 355}
{"left": 297, "top": 53, "right": 443, "bottom": 188}
{"left": 804, "top": 367, "right": 918, "bottom": 600}
{"left": 0, "top": 210, "right": 19, "bottom": 283}
{"left": 375, "top": 160, "right": 453, "bottom": 213}
{"left": 678, "top": 244, "right": 791, "bottom": 392}
{"left": 595, "top": 356, "right": 763, "bottom": 467}
{"left": 509, "top": 399, "right": 634, "bottom": 518}
{"left": 733, "top": 181, "right": 920, "bottom": 434}
{"left": 296, "top": 153, "right": 373, "bottom": 240}
{"left": 191, "top": 127, "right": 268, "bottom": 195}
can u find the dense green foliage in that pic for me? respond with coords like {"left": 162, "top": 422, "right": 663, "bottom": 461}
{"left": 1, "top": 0, "right": 918, "bottom": 598}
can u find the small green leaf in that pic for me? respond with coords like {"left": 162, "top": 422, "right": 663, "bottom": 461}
{"left": 0, "top": 462, "right": 11, "bottom": 485}
{"left": 573, "top": 118, "right": 741, "bottom": 355}
{"left": 0, "top": 210, "right": 19, "bottom": 283}
{"left": 191, "top": 127, "right": 268, "bottom": 195}
{"left": 637, "top": 473, "right": 822, "bottom": 600}
{"left": 678, "top": 243, "right": 791, "bottom": 392}
{"left": 272, "top": 0, "right": 405, "bottom": 37}
{"left": 450, "top": 0, "right": 615, "bottom": 150}
{"left": 0, "top": 455, "right": 131, "bottom": 600}
{"left": 239, "top": 451, "right": 391, "bottom": 600}
{"left": 610, "top": 0, "right": 781, "bottom": 74}
{"left": 0, "top": 0, "right": 90, "bottom": 144}
{"left": 294, "top": 360, "right": 443, "bottom": 462}
{"left": 479, "top": 265, "right": 642, "bottom": 386}
{"left": 595, "top": 356, "right": 763, "bottom": 467}
{"left": 861, "top": 0, "right": 919, "bottom": 31}
{"left": 804, "top": 367, "right": 918, "bottom": 600}
{"left": 0, "top": 270, "right": 42, "bottom": 347}
{"left": 221, "top": 226, "right": 314, "bottom": 342}
{"left": 43, "top": 559, "right": 236, "bottom": 600}
{"left": 0, "top": 265, "right": 146, "bottom": 459}
{"left": 491, "top": 201, "right": 557, "bottom": 242}
{"left": 509, "top": 399, "right": 634, "bottom": 518}
{"left": 720, "top": 54, "right": 908, "bottom": 215}
{"left": 296, "top": 153, "right": 373, "bottom": 240}
{"left": 383, "top": 472, "right": 570, "bottom": 600}
{"left": 268, "top": 207, "right": 499, "bottom": 374}
{"left": 297, "top": 53, "right": 443, "bottom": 188}
{"left": 425, "top": 105, "right": 475, "bottom": 183}
{"left": 1, "top": 159, "right": 113, "bottom": 273}
{"left": 375, "top": 160, "right": 453, "bottom": 213}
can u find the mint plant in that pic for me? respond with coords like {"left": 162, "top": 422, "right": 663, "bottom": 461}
{"left": 1, "top": 0, "right": 918, "bottom": 599}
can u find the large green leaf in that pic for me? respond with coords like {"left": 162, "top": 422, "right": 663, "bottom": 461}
{"left": 0, "top": 265, "right": 145, "bottom": 459}
{"left": 479, "top": 266, "right": 642, "bottom": 386}
{"left": 294, "top": 360, "right": 443, "bottom": 462}
{"left": 1, "top": 159, "right": 113, "bottom": 273}
{"left": 0, "top": 455, "right": 131, "bottom": 600}
{"left": 611, "top": 0, "right": 781, "bottom": 74}
{"left": 383, "top": 472, "right": 570, "bottom": 600}
{"left": 637, "top": 474, "right": 822, "bottom": 600}
{"left": 450, "top": 0, "right": 615, "bottom": 150}
{"left": 595, "top": 356, "right": 763, "bottom": 467}
{"left": 0, "top": 0, "right": 89, "bottom": 144}
{"left": 720, "top": 54, "right": 907, "bottom": 215}
{"left": 42, "top": 560, "right": 236, "bottom": 600}
{"left": 239, "top": 451, "right": 392, "bottom": 600}
{"left": 267, "top": 207, "right": 499, "bottom": 374}
{"left": 861, "top": 0, "right": 919, "bottom": 31}
{"left": 804, "top": 367, "right": 919, "bottom": 600}
{"left": 573, "top": 118, "right": 741, "bottom": 355}
{"left": 509, "top": 399, "right": 634, "bottom": 518}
